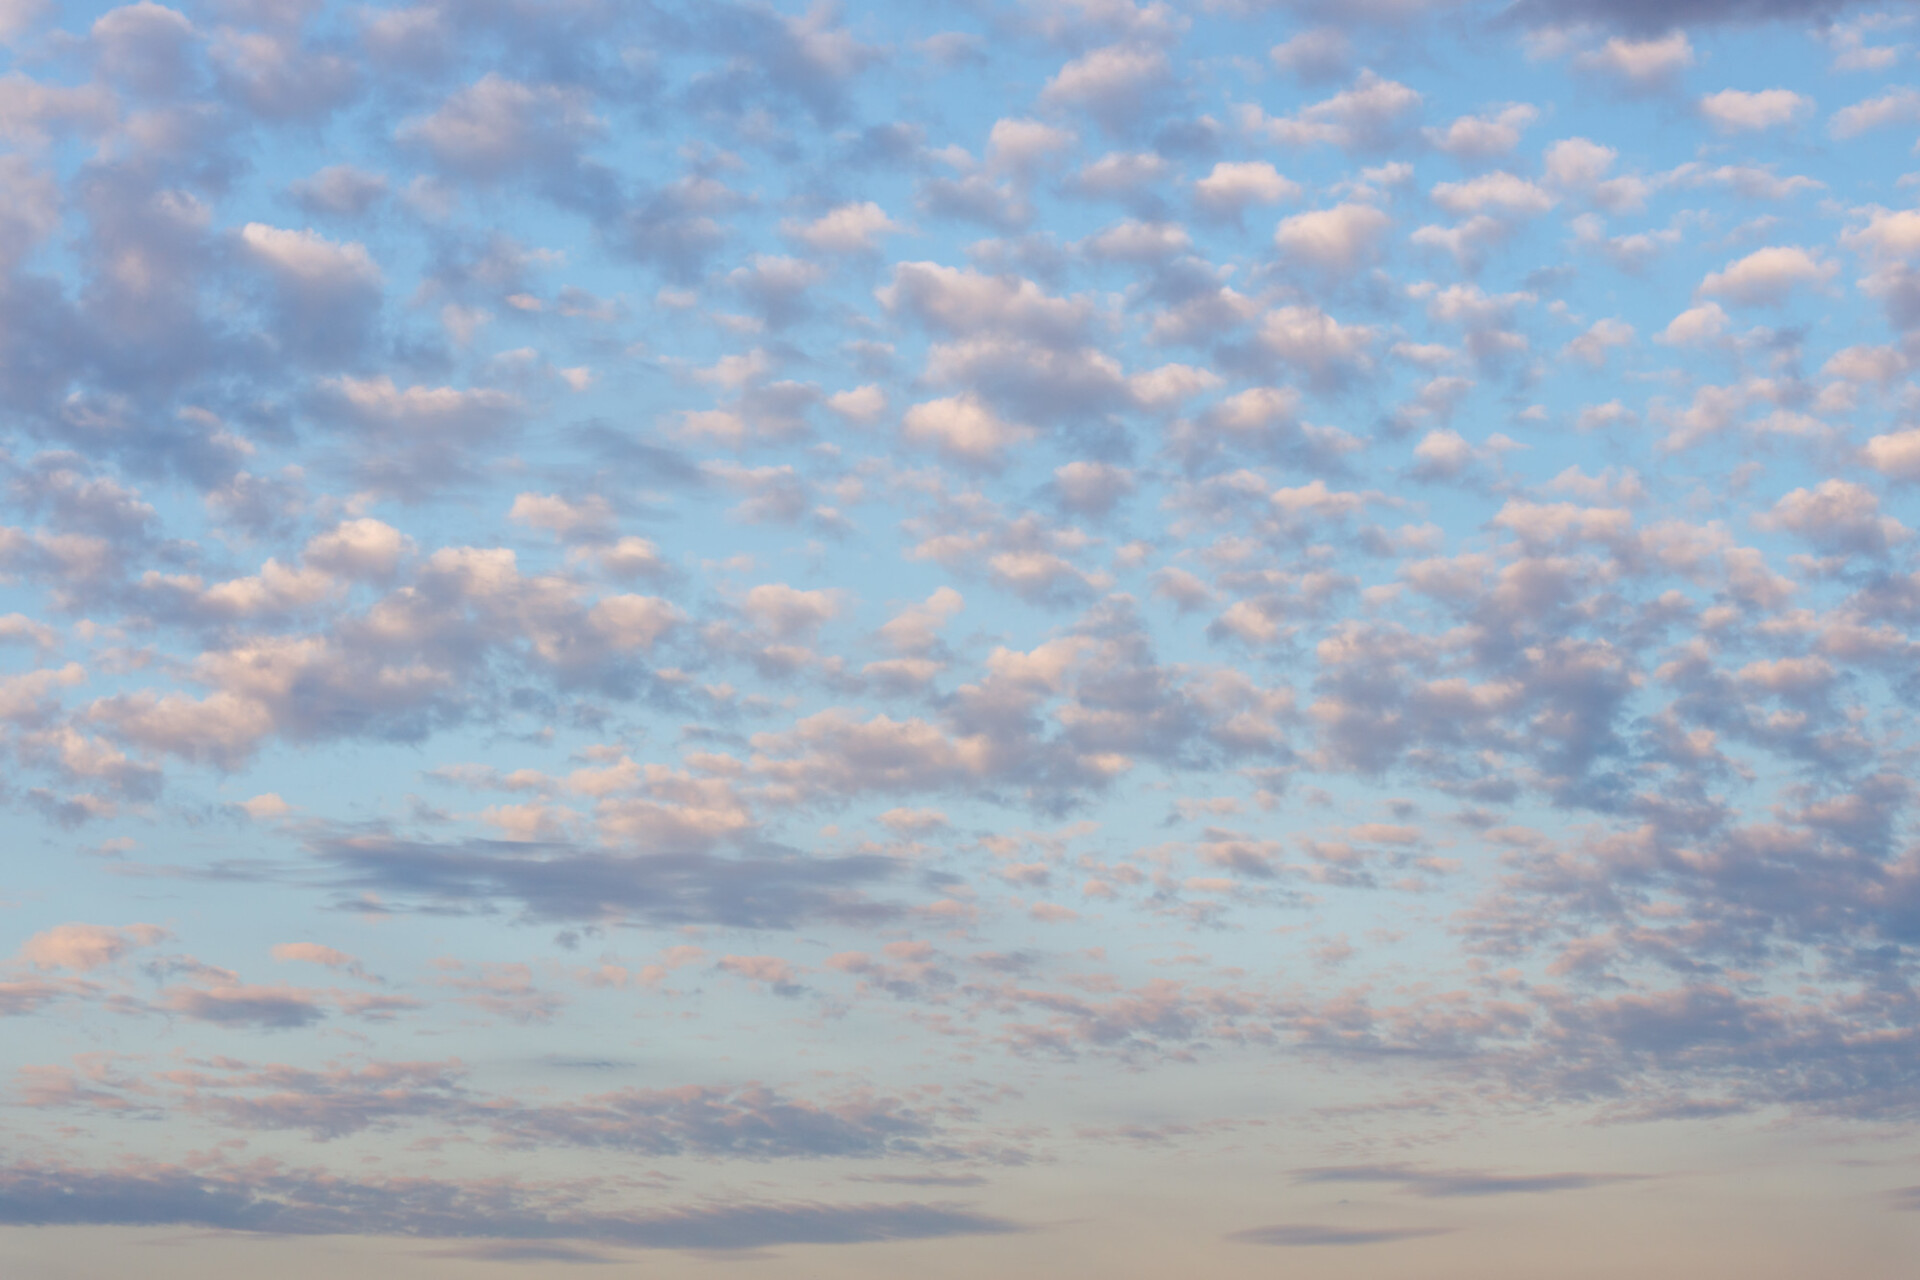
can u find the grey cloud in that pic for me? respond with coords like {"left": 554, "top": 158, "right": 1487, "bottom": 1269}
{"left": 90, "top": 2, "right": 199, "bottom": 99}
{"left": 1500, "top": 0, "right": 1870, "bottom": 32}
{"left": 145, "top": 1058, "right": 960, "bottom": 1159}
{"left": 1229, "top": 1223, "right": 1453, "bottom": 1246}
{"left": 157, "top": 983, "right": 327, "bottom": 1028}
{"left": 0, "top": 1164, "right": 1019, "bottom": 1250}
{"left": 1295, "top": 1164, "right": 1645, "bottom": 1195}
{"left": 211, "top": 27, "right": 361, "bottom": 121}
{"left": 312, "top": 830, "right": 902, "bottom": 927}
{"left": 676, "top": 1, "right": 881, "bottom": 128}
{"left": 424, "top": 1241, "right": 616, "bottom": 1264}
{"left": 287, "top": 164, "right": 389, "bottom": 217}
{"left": 398, "top": 74, "right": 603, "bottom": 184}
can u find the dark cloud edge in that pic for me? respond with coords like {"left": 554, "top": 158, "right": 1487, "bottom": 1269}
{"left": 0, "top": 1165, "right": 1021, "bottom": 1251}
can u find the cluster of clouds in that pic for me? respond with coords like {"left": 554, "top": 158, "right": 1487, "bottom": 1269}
{"left": 2, "top": 0, "right": 1920, "bottom": 1262}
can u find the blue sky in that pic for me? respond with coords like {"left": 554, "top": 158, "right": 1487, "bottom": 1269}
{"left": 3, "top": 0, "right": 1920, "bottom": 1274}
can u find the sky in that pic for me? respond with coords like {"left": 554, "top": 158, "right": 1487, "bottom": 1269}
{"left": 2, "top": 0, "right": 1920, "bottom": 1274}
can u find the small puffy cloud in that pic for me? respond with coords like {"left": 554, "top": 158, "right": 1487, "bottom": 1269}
{"left": 1864, "top": 429, "right": 1920, "bottom": 481}
{"left": 1699, "top": 89, "right": 1810, "bottom": 133}
{"left": 1830, "top": 87, "right": 1920, "bottom": 140}
{"left": 827, "top": 385, "right": 888, "bottom": 424}
{"left": 1576, "top": 401, "right": 1637, "bottom": 432}
{"left": 1085, "top": 219, "right": 1191, "bottom": 262}
{"left": 90, "top": 2, "right": 196, "bottom": 97}
{"left": 878, "top": 261, "right": 1089, "bottom": 345}
{"left": 1041, "top": 44, "right": 1172, "bottom": 132}
{"left": 740, "top": 584, "right": 842, "bottom": 638}
{"left": 288, "top": 165, "right": 388, "bottom": 217}
{"left": 303, "top": 519, "right": 409, "bottom": 578}
{"left": 1255, "top": 306, "right": 1378, "bottom": 386}
{"left": 271, "top": 942, "right": 361, "bottom": 970}
{"left": 902, "top": 394, "right": 1031, "bottom": 468}
{"left": 1697, "top": 246, "right": 1837, "bottom": 307}
{"left": 1429, "top": 172, "right": 1555, "bottom": 217}
{"left": 239, "top": 793, "right": 292, "bottom": 819}
{"left": 1273, "top": 203, "right": 1391, "bottom": 275}
{"left": 1052, "top": 461, "right": 1135, "bottom": 515}
{"left": 1422, "top": 104, "right": 1538, "bottom": 158}
{"left": 509, "top": 492, "right": 616, "bottom": 542}
{"left": 986, "top": 117, "right": 1077, "bottom": 176}
{"left": 1658, "top": 302, "right": 1729, "bottom": 345}
{"left": 717, "top": 954, "right": 799, "bottom": 991}
{"left": 1194, "top": 161, "right": 1299, "bottom": 218}
{"left": 588, "top": 595, "right": 680, "bottom": 650}
{"left": 786, "top": 202, "right": 899, "bottom": 254}
{"left": 1072, "top": 150, "right": 1170, "bottom": 198}
{"left": 396, "top": 74, "right": 600, "bottom": 180}
{"left": 240, "top": 223, "right": 381, "bottom": 287}
{"left": 1823, "top": 345, "right": 1909, "bottom": 385}
{"left": 1410, "top": 429, "right": 1476, "bottom": 480}
{"left": 1543, "top": 138, "right": 1613, "bottom": 189}
{"left": 1129, "top": 363, "right": 1222, "bottom": 409}
{"left": 876, "top": 587, "right": 963, "bottom": 656}
{"left": 1244, "top": 70, "right": 1421, "bottom": 152}
{"left": 1576, "top": 32, "right": 1694, "bottom": 89}
{"left": 595, "top": 537, "right": 670, "bottom": 581}
{"left": 1841, "top": 207, "right": 1920, "bottom": 262}
{"left": 1564, "top": 319, "right": 1634, "bottom": 367}
{"left": 1269, "top": 28, "right": 1350, "bottom": 83}
{"left": 1761, "top": 479, "right": 1906, "bottom": 555}
{"left": 20, "top": 923, "right": 169, "bottom": 971}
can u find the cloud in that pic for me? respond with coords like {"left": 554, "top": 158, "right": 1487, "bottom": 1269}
{"left": 1041, "top": 44, "right": 1173, "bottom": 133}
{"left": 902, "top": 394, "right": 1032, "bottom": 469}
{"left": 1273, "top": 203, "right": 1392, "bottom": 275}
{"left": 1269, "top": 28, "right": 1351, "bottom": 84}
{"left": 1697, "top": 246, "right": 1837, "bottom": 306}
{"left": 1506, "top": 0, "right": 1859, "bottom": 33}
{"left": 288, "top": 164, "right": 389, "bottom": 217}
{"left": 1829, "top": 86, "right": 1920, "bottom": 139}
{"left": 1698, "top": 88, "right": 1810, "bottom": 132}
{"left": 397, "top": 74, "right": 603, "bottom": 183}
{"left": 1575, "top": 32, "right": 1695, "bottom": 88}
{"left": 786, "top": 201, "right": 900, "bottom": 253}
{"left": 1229, "top": 1223, "right": 1454, "bottom": 1246}
{"left": 1294, "top": 1164, "right": 1646, "bottom": 1196}
{"left": 0, "top": 1164, "right": 1019, "bottom": 1250}
{"left": 1243, "top": 70, "right": 1422, "bottom": 151}
{"left": 1429, "top": 172, "right": 1555, "bottom": 217}
{"left": 1423, "top": 104, "right": 1538, "bottom": 157}
{"left": 18, "top": 923, "right": 169, "bottom": 971}
{"left": 1864, "top": 430, "right": 1920, "bottom": 482}
{"left": 158, "top": 983, "right": 328, "bottom": 1028}
{"left": 1658, "top": 301, "right": 1729, "bottom": 345}
{"left": 4, "top": 2, "right": 1920, "bottom": 1257}
{"left": 1193, "top": 161, "right": 1300, "bottom": 218}
{"left": 312, "top": 831, "right": 902, "bottom": 928}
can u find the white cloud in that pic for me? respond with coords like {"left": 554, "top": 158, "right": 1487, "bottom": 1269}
{"left": 1830, "top": 86, "right": 1920, "bottom": 139}
{"left": 1429, "top": 172, "right": 1555, "bottom": 217}
{"left": 787, "top": 202, "right": 899, "bottom": 253}
{"left": 1193, "top": 161, "right": 1299, "bottom": 217}
{"left": 239, "top": 223, "right": 380, "bottom": 286}
{"left": 1576, "top": 32, "right": 1695, "bottom": 88}
{"left": 1697, "top": 246, "right": 1838, "bottom": 306}
{"left": 1699, "top": 89, "right": 1811, "bottom": 132}
{"left": 1422, "top": 104, "right": 1537, "bottom": 158}
{"left": 1273, "top": 203, "right": 1391, "bottom": 274}
{"left": 902, "top": 394, "right": 1031, "bottom": 468}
